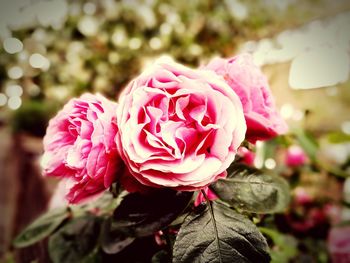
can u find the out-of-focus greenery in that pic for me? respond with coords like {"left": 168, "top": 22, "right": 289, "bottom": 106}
{"left": 1, "top": 0, "right": 348, "bottom": 135}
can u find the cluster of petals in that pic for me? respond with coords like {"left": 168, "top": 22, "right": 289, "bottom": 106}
{"left": 204, "top": 53, "right": 288, "bottom": 143}
{"left": 42, "top": 54, "right": 288, "bottom": 203}
{"left": 42, "top": 94, "right": 120, "bottom": 203}
{"left": 116, "top": 58, "right": 246, "bottom": 190}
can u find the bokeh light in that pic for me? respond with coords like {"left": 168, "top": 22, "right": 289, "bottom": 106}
{"left": 3, "top": 37, "right": 23, "bottom": 54}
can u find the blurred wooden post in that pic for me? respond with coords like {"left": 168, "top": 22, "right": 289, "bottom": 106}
{"left": 0, "top": 128, "right": 51, "bottom": 262}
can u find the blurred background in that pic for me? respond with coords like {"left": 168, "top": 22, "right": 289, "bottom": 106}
{"left": 1, "top": 0, "right": 350, "bottom": 262}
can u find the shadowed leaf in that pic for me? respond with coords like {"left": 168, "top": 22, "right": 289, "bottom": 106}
{"left": 13, "top": 207, "right": 69, "bottom": 248}
{"left": 211, "top": 164, "right": 290, "bottom": 213}
{"left": 173, "top": 202, "right": 270, "bottom": 263}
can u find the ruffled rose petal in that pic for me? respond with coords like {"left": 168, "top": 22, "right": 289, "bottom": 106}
{"left": 117, "top": 58, "right": 247, "bottom": 191}
{"left": 42, "top": 93, "right": 122, "bottom": 204}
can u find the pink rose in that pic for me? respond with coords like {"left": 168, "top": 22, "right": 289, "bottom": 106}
{"left": 42, "top": 93, "right": 121, "bottom": 203}
{"left": 205, "top": 53, "right": 288, "bottom": 143}
{"left": 116, "top": 58, "right": 246, "bottom": 191}
{"left": 285, "top": 145, "right": 308, "bottom": 167}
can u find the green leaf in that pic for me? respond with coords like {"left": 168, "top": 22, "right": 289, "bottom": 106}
{"left": 152, "top": 250, "right": 171, "bottom": 263}
{"left": 48, "top": 216, "right": 100, "bottom": 263}
{"left": 173, "top": 202, "right": 270, "bottom": 263}
{"left": 327, "top": 131, "right": 350, "bottom": 144}
{"left": 79, "top": 190, "right": 127, "bottom": 215}
{"left": 210, "top": 164, "right": 290, "bottom": 214}
{"left": 293, "top": 129, "right": 318, "bottom": 161}
{"left": 13, "top": 207, "right": 69, "bottom": 248}
{"left": 101, "top": 189, "right": 192, "bottom": 254}
{"left": 259, "top": 227, "right": 297, "bottom": 263}
{"left": 100, "top": 218, "right": 135, "bottom": 254}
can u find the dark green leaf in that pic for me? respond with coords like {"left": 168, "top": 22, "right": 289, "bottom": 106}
{"left": 100, "top": 218, "right": 135, "bottom": 254}
{"left": 152, "top": 250, "right": 171, "bottom": 263}
{"left": 13, "top": 207, "right": 69, "bottom": 248}
{"left": 211, "top": 164, "right": 290, "bottom": 213}
{"left": 101, "top": 189, "right": 192, "bottom": 254}
{"left": 79, "top": 190, "right": 126, "bottom": 215}
{"left": 48, "top": 216, "right": 100, "bottom": 263}
{"left": 173, "top": 202, "right": 270, "bottom": 263}
{"left": 112, "top": 189, "right": 192, "bottom": 236}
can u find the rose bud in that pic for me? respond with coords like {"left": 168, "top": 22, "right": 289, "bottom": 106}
{"left": 285, "top": 145, "right": 308, "bottom": 167}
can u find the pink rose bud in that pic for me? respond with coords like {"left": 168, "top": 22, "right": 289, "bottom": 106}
{"left": 194, "top": 186, "right": 218, "bottom": 207}
{"left": 116, "top": 58, "right": 246, "bottom": 191}
{"left": 294, "top": 187, "right": 312, "bottom": 205}
{"left": 237, "top": 147, "right": 255, "bottom": 166}
{"left": 328, "top": 226, "right": 350, "bottom": 263}
{"left": 204, "top": 53, "right": 288, "bottom": 143}
{"left": 285, "top": 145, "right": 308, "bottom": 167}
{"left": 42, "top": 93, "right": 122, "bottom": 203}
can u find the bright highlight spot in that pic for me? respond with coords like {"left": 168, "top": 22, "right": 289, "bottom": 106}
{"left": 5, "top": 85, "right": 23, "bottom": 97}
{"left": 280, "top": 104, "right": 294, "bottom": 120}
{"left": 8, "top": 96, "right": 22, "bottom": 110}
{"left": 265, "top": 158, "right": 276, "bottom": 169}
{"left": 83, "top": 2, "right": 96, "bottom": 15}
{"left": 78, "top": 16, "right": 99, "bottom": 36}
{"left": 225, "top": 0, "right": 248, "bottom": 21}
{"left": 29, "top": 53, "right": 50, "bottom": 70}
{"left": 292, "top": 110, "right": 304, "bottom": 121}
{"left": 149, "top": 37, "right": 162, "bottom": 50}
{"left": 341, "top": 121, "right": 350, "bottom": 135}
{"left": 344, "top": 177, "right": 350, "bottom": 203}
{"left": 160, "top": 23, "right": 172, "bottom": 35}
{"left": 8, "top": 66, "right": 23, "bottom": 79}
{"left": 0, "top": 93, "right": 7, "bottom": 106}
{"left": 111, "top": 28, "right": 127, "bottom": 47}
{"left": 3, "top": 38, "right": 23, "bottom": 54}
{"left": 254, "top": 141, "right": 265, "bottom": 169}
{"left": 129, "top": 38, "right": 142, "bottom": 50}
{"left": 289, "top": 46, "right": 349, "bottom": 89}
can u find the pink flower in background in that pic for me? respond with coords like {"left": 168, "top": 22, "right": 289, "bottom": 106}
{"left": 294, "top": 187, "right": 313, "bottom": 205}
{"left": 42, "top": 93, "right": 121, "bottom": 203}
{"left": 285, "top": 145, "right": 308, "bottom": 167}
{"left": 205, "top": 53, "right": 288, "bottom": 143}
{"left": 237, "top": 146, "right": 255, "bottom": 166}
{"left": 328, "top": 226, "right": 350, "bottom": 263}
{"left": 116, "top": 58, "right": 246, "bottom": 191}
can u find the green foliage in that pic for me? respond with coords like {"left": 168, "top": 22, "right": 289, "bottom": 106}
{"left": 327, "top": 131, "right": 350, "bottom": 144}
{"left": 100, "top": 218, "right": 135, "bottom": 255}
{"left": 78, "top": 190, "right": 126, "bottom": 216}
{"left": 48, "top": 216, "right": 101, "bottom": 263}
{"left": 13, "top": 207, "right": 69, "bottom": 248}
{"left": 151, "top": 250, "right": 171, "bottom": 263}
{"left": 293, "top": 129, "right": 319, "bottom": 161}
{"left": 211, "top": 164, "right": 290, "bottom": 213}
{"left": 173, "top": 202, "right": 270, "bottom": 263}
{"left": 11, "top": 100, "right": 58, "bottom": 137}
{"left": 101, "top": 189, "right": 193, "bottom": 254}
{"left": 259, "top": 227, "right": 297, "bottom": 263}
